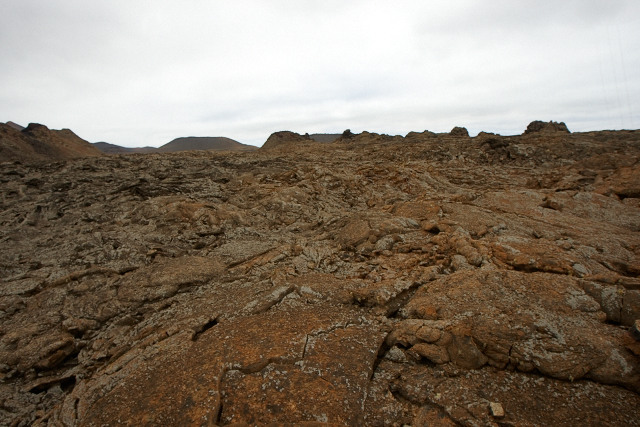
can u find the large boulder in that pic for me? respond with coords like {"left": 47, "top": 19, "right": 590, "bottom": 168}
{"left": 449, "top": 126, "right": 470, "bottom": 137}
{"left": 524, "top": 120, "right": 570, "bottom": 134}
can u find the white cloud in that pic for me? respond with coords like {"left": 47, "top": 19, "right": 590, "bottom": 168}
{"left": 1, "top": 1, "right": 638, "bottom": 147}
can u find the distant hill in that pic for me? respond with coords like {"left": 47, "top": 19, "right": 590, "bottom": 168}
{"left": 93, "top": 136, "right": 257, "bottom": 154}
{"left": 156, "top": 136, "right": 257, "bottom": 153}
{"left": 92, "top": 142, "right": 156, "bottom": 154}
{"left": 1, "top": 122, "right": 103, "bottom": 163}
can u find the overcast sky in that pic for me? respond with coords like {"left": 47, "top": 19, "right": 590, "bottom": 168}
{"left": 1, "top": 1, "right": 639, "bottom": 147}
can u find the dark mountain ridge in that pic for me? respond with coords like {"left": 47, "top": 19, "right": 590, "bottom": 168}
{"left": 93, "top": 136, "right": 258, "bottom": 154}
{"left": 156, "top": 136, "right": 257, "bottom": 152}
{"left": 92, "top": 142, "right": 156, "bottom": 154}
{"left": 0, "top": 122, "right": 102, "bottom": 163}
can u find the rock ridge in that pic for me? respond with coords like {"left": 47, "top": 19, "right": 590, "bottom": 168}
{"left": 0, "top": 122, "right": 103, "bottom": 164}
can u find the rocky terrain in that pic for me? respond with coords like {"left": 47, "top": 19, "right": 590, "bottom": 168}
{"left": 1, "top": 121, "right": 639, "bottom": 426}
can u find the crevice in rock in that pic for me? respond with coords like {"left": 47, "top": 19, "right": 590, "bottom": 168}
{"left": 370, "top": 340, "right": 391, "bottom": 380}
{"left": 598, "top": 260, "right": 639, "bottom": 278}
{"left": 507, "top": 263, "right": 571, "bottom": 276}
{"left": 307, "top": 320, "right": 363, "bottom": 339}
{"left": 27, "top": 374, "right": 77, "bottom": 394}
{"left": 215, "top": 400, "right": 224, "bottom": 426}
{"left": 244, "top": 285, "right": 296, "bottom": 315}
{"left": 383, "top": 281, "right": 424, "bottom": 318}
{"left": 351, "top": 281, "right": 424, "bottom": 318}
{"left": 210, "top": 367, "right": 226, "bottom": 426}
{"left": 60, "top": 375, "right": 76, "bottom": 392}
{"left": 60, "top": 349, "right": 80, "bottom": 368}
{"left": 71, "top": 397, "right": 79, "bottom": 423}
{"left": 191, "top": 317, "right": 219, "bottom": 342}
{"left": 389, "top": 385, "right": 415, "bottom": 406}
{"left": 302, "top": 334, "right": 310, "bottom": 359}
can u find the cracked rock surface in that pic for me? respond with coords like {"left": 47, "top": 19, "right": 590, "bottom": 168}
{"left": 1, "top": 128, "right": 640, "bottom": 425}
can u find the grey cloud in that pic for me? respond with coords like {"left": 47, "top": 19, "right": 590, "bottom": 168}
{"left": 0, "top": 1, "right": 638, "bottom": 147}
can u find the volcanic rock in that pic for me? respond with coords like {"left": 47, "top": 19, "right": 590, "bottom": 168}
{"left": 524, "top": 120, "right": 571, "bottom": 134}
{"left": 334, "top": 130, "right": 403, "bottom": 145}
{"left": 1, "top": 124, "right": 639, "bottom": 426}
{"left": 489, "top": 402, "right": 505, "bottom": 418}
{"left": 405, "top": 130, "right": 438, "bottom": 142}
{"left": 261, "top": 130, "right": 314, "bottom": 150}
{"left": 449, "top": 126, "right": 470, "bottom": 137}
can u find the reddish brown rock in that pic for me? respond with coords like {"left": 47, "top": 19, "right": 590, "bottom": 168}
{"left": 524, "top": 120, "right": 570, "bottom": 134}
{"left": 1, "top": 125, "right": 640, "bottom": 426}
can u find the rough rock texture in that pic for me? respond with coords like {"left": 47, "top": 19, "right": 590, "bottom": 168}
{"left": 1, "top": 127, "right": 640, "bottom": 426}
{"left": 0, "top": 122, "right": 103, "bottom": 164}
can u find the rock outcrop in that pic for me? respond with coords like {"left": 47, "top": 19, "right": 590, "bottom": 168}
{"left": 261, "top": 131, "right": 314, "bottom": 150}
{"left": 449, "top": 126, "right": 470, "bottom": 137}
{"left": 524, "top": 120, "right": 571, "bottom": 134}
{"left": 0, "top": 122, "right": 103, "bottom": 163}
{"left": 1, "top": 126, "right": 639, "bottom": 425}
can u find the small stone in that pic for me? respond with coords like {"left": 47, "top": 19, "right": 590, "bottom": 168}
{"left": 450, "top": 254, "right": 471, "bottom": 271}
{"left": 375, "top": 236, "right": 395, "bottom": 251}
{"left": 385, "top": 347, "right": 408, "bottom": 363}
{"left": 489, "top": 402, "right": 505, "bottom": 418}
{"left": 572, "top": 263, "right": 589, "bottom": 277}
